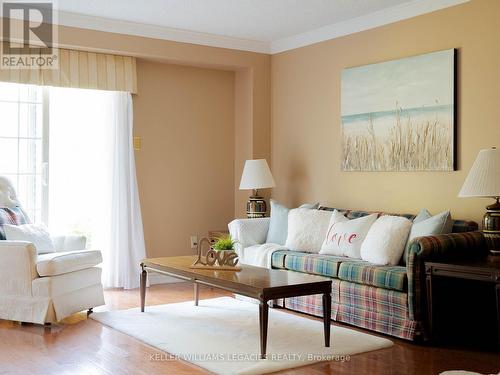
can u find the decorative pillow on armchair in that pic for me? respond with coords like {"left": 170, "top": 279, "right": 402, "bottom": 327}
{"left": 360, "top": 215, "right": 412, "bottom": 265}
{"left": 4, "top": 223, "right": 56, "bottom": 254}
{"left": 320, "top": 210, "right": 378, "bottom": 258}
{"left": 285, "top": 208, "right": 331, "bottom": 253}
{"left": 0, "top": 206, "right": 31, "bottom": 240}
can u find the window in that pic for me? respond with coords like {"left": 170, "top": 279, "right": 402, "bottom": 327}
{"left": 0, "top": 83, "right": 112, "bottom": 244}
{"left": 0, "top": 82, "right": 47, "bottom": 223}
{"left": 48, "top": 87, "right": 114, "bottom": 249}
{"left": 0, "top": 82, "right": 116, "bottom": 246}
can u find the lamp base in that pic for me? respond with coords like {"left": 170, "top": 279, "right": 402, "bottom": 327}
{"left": 483, "top": 197, "right": 500, "bottom": 255}
{"left": 489, "top": 249, "right": 500, "bottom": 256}
{"left": 246, "top": 191, "right": 267, "bottom": 218}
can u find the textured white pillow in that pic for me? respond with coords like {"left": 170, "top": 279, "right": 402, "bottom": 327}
{"left": 4, "top": 224, "right": 55, "bottom": 254}
{"left": 360, "top": 216, "right": 412, "bottom": 265}
{"left": 285, "top": 208, "right": 332, "bottom": 253}
{"left": 320, "top": 212, "right": 378, "bottom": 258}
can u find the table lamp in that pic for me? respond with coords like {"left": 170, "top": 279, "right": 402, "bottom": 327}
{"left": 459, "top": 147, "right": 500, "bottom": 255}
{"left": 239, "top": 159, "right": 275, "bottom": 218}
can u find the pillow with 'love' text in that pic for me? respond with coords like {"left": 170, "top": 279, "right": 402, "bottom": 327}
{"left": 319, "top": 210, "right": 378, "bottom": 259}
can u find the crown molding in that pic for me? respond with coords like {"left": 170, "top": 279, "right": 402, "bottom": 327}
{"left": 270, "top": 0, "right": 470, "bottom": 54}
{"left": 56, "top": 10, "right": 271, "bottom": 54}
{"left": 9, "top": 0, "right": 468, "bottom": 55}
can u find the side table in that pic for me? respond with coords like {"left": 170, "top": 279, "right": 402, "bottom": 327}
{"left": 425, "top": 258, "right": 500, "bottom": 350}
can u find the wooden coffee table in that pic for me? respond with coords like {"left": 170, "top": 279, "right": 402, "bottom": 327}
{"left": 140, "top": 256, "right": 332, "bottom": 358}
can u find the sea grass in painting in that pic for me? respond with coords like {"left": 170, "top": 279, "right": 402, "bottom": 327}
{"left": 341, "top": 49, "right": 455, "bottom": 171}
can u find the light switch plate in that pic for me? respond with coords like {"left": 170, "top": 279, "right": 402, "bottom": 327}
{"left": 190, "top": 235, "right": 198, "bottom": 249}
{"left": 133, "top": 136, "right": 141, "bottom": 151}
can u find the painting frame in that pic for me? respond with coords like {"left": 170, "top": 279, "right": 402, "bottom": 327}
{"left": 340, "top": 48, "right": 457, "bottom": 172}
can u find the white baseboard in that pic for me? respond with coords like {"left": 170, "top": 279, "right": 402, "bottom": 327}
{"left": 147, "top": 271, "right": 185, "bottom": 285}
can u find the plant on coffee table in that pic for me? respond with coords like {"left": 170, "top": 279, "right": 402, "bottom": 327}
{"left": 212, "top": 234, "right": 236, "bottom": 251}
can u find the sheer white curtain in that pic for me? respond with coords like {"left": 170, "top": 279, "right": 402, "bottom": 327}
{"left": 106, "top": 92, "right": 146, "bottom": 289}
{"left": 49, "top": 88, "right": 146, "bottom": 289}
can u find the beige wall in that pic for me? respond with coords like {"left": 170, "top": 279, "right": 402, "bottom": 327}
{"left": 134, "top": 61, "right": 234, "bottom": 257}
{"left": 271, "top": 0, "right": 500, "bottom": 225}
{"left": 5, "top": 0, "right": 492, "bottom": 255}
{"left": 49, "top": 23, "right": 271, "bottom": 217}
{"left": 234, "top": 69, "right": 254, "bottom": 218}
{"left": 24, "top": 22, "right": 272, "bottom": 256}
{"left": 0, "top": 18, "right": 272, "bottom": 211}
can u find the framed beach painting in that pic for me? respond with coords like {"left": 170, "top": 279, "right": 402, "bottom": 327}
{"left": 341, "top": 49, "right": 457, "bottom": 172}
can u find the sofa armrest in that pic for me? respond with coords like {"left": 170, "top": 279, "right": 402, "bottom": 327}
{"left": 408, "top": 231, "right": 486, "bottom": 262}
{"left": 0, "top": 241, "right": 38, "bottom": 296}
{"left": 406, "top": 231, "right": 486, "bottom": 325}
{"left": 51, "top": 235, "right": 87, "bottom": 251}
{"left": 228, "top": 218, "right": 270, "bottom": 248}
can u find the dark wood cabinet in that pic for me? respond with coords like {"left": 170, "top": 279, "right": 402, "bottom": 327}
{"left": 425, "top": 259, "right": 500, "bottom": 351}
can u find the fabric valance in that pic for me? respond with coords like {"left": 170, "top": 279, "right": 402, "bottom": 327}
{"left": 0, "top": 44, "right": 137, "bottom": 93}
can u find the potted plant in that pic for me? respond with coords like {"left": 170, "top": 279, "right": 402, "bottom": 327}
{"left": 212, "top": 235, "right": 239, "bottom": 267}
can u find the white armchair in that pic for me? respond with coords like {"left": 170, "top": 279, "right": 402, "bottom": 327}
{"left": 0, "top": 235, "right": 105, "bottom": 324}
{"left": 0, "top": 177, "right": 104, "bottom": 324}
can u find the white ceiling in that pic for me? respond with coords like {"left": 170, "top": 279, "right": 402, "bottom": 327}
{"left": 55, "top": 0, "right": 408, "bottom": 42}
{"left": 51, "top": 0, "right": 469, "bottom": 53}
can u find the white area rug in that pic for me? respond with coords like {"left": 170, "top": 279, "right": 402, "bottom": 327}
{"left": 91, "top": 297, "right": 393, "bottom": 375}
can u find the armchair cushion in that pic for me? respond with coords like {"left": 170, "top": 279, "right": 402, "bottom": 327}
{"left": 51, "top": 235, "right": 87, "bottom": 252}
{"left": 36, "top": 250, "right": 102, "bottom": 277}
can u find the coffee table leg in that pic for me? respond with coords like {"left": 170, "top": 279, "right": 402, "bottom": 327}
{"left": 323, "top": 291, "right": 331, "bottom": 347}
{"left": 140, "top": 264, "right": 147, "bottom": 312}
{"left": 259, "top": 299, "right": 269, "bottom": 359}
{"left": 194, "top": 282, "right": 199, "bottom": 306}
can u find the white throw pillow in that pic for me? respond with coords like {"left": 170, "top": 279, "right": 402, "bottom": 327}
{"left": 360, "top": 215, "right": 412, "bottom": 266}
{"left": 320, "top": 211, "right": 378, "bottom": 259}
{"left": 285, "top": 208, "right": 332, "bottom": 253}
{"left": 4, "top": 223, "right": 55, "bottom": 254}
{"left": 266, "top": 200, "right": 319, "bottom": 245}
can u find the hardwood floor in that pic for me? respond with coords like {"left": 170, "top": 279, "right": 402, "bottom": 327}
{"left": 1, "top": 282, "right": 499, "bottom": 375}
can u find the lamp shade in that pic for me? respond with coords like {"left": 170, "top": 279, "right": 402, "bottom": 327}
{"left": 459, "top": 147, "right": 500, "bottom": 197}
{"left": 239, "top": 159, "right": 275, "bottom": 190}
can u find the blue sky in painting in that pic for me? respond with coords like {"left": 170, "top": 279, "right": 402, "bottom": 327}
{"left": 341, "top": 49, "right": 454, "bottom": 117}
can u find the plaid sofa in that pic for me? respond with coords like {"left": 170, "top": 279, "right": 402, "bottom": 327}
{"left": 270, "top": 207, "right": 485, "bottom": 341}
